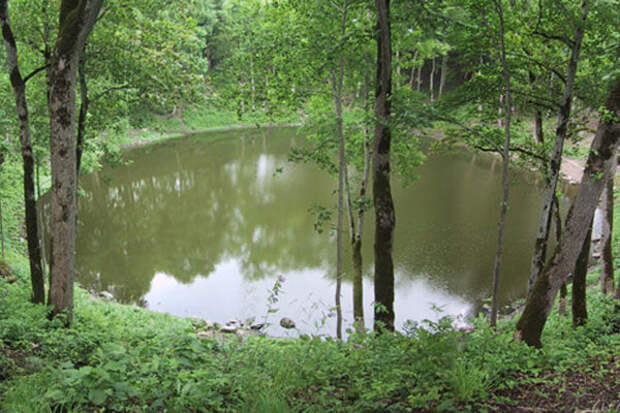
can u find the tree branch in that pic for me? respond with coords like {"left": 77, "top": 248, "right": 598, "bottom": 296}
{"left": 91, "top": 85, "right": 131, "bottom": 102}
{"left": 23, "top": 65, "right": 50, "bottom": 84}
{"left": 532, "top": 30, "right": 573, "bottom": 47}
{"left": 474, "top": 144, "right": 548, "bottom": 163}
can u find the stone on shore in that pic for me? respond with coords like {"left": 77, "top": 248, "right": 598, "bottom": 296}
{"left": 280, "top": 317, "right": 295, "bottom": 329}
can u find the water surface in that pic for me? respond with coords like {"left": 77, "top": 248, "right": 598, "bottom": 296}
{"left": 73, "top": 127, "right": 568, "bottom": 336}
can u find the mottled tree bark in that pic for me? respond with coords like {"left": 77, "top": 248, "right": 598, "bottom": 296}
{"left": 373, "top": 0, "right": 395, "bottom": 332}
{"left": 490, "top": 0, "right": 512, "bottom": 328}
{"left": 1, "top": 0, "right": 45, "bottom": 303}
{"left": 47, "top": 0, "right": 104, "bottom": 325}
{"left": 600, "top": 152, "right": 616, "bottom": 294}
{"left": 572, "top": 221, "right": 591, "bottom": 327}
{"left": 515, "top": 74, "right": 620, "bottom": 347}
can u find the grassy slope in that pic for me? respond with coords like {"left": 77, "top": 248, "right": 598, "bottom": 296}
{"left": 0, "top": 113, "right": 618, "bottom": 412}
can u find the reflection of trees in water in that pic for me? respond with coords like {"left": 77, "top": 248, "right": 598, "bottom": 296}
{"left": 69, "top": 128, "right": 568, "bottom": 311}
{"left": 76, "top": 129, "right": 332, "bottom": 305}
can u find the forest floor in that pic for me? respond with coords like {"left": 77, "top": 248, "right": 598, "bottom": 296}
{"left": 484, "top": 356, "right": 620, "bottom": 412}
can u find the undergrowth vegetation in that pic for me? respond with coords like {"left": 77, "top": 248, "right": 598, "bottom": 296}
{"left": 0, "top": 252, "right": 618, "bottom": 411}
{"left": 0, "top": 120, "right": 618, "bottom": 412}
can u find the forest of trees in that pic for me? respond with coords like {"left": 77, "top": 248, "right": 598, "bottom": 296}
{"left": 1, "top": 0, "right": 619, "bottom": 360}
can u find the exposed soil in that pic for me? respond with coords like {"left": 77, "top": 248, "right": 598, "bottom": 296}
{"left": 482, "top": 356, "right": 620, "bottom": 412}
{"left": 560, "top": 157, "right": 586, "bottom": 185}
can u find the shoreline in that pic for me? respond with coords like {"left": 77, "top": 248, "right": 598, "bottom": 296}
{"left": 118, "top": 122, "right": 302, "bottom": 150}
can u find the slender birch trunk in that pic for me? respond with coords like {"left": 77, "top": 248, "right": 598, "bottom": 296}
{"left": 439, "top": 53, "right": 448, "bottom": 97}
{"left": 1, "top": 1, "right": 45, "bottom": 303}
{"left": 490, "top": 0, "right": 512, "bottom": 328}
{"left": 528, "top": 0, "right": 588, "bottom": 291}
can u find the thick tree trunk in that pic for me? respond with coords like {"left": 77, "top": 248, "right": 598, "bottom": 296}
{"left": 527, "top": 0, "right": 588, "bottom": 292}
{"left": 1, "top": 1, "right": 45, "bottom": 304}
{"left": 490, "top": 0, "right": 512, "bottom": 328}
{"left": 515, "top": 74, "right": 620, "bottom": 347}
{"left": 571, "top": 222, "right": 591, "bottom": 328}
{"left": 600, "top": 152, "right": 616, "bottom": 294}
{"left": 373, "top": 0, "right": 395, "bottom": 332}
{"left": 47, "top": 0, "right": 103, "bottom": 325}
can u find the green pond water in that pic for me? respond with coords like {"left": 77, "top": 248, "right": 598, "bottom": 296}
{"left": 67, "top": 127, "right": 570, "bottom": 336}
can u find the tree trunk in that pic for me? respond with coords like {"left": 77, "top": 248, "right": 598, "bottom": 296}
{"left": 76, "top": 53, "right": 89, "bottom": 177}
{"left": 600, "top": 152, "right": 616, "bottom": 294}
{"left": 554, "top": 194, "right": 566, "bottom": 317}
{"left": 395, "top": 51, "right": 401, "bottom": 87}
{"left": 331, "top": 1, "right": 348, "bottom": 340}
{"left": 416, "top": 62, "right": 422, "bottom": 92}
{"left": 410, "top": 50, "right": 418, "bottom": 90}
{"left": 439, "top": 53, "right": 448, "bottom": 97}
{"left": 1, "top": 1, "right": 45, "bottom": 303}
{"left": 0, "top": 198, "right": 4, "bottom": 261}
{"left": 527, "top": 0, "right": 588, "bottom": 292}
{"left": 333, "top": 70, "right": 344, "bottom": 339}
{"left": 0, "top": 151, "right": 4, "bottom": 261}
{"left": 558, "top": 282, "right": 568, "bottom": 317}
{"left": 350, "top": 72, "right": 372, "bottom": 331}
{"left": 373, "top": 0, "right": 395, "bottom": 332}
{"left": 515, "top": 74, "right": 620, "bottom": 347}
{"left": 429, "top": 57, "right": 435, "bottom": 102}
{"left": 528, "top": 70, "right": 544, "bottom": 144}
{"left": 47, "top": 0, "right": 103, "bottom": 325}
{"left": 534, "top": 109, "right": 544, "bottom": 144}
{"left": 490, "top": 0, "right": 512, "bottom": 329}
{"left": 571, "top": 221, "right": 591, "bottom": 328}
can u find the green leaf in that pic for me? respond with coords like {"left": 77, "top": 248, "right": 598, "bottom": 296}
{"left": 88, "top": 388, "right": 108, "bottom": 405}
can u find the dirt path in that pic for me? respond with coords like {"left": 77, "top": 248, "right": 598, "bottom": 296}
{"left": 560, "top": 156, "right": 586, "bottom": 184}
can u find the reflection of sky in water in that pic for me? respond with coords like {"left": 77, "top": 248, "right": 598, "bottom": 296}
{"left": 68, "top": 128, "right": 573, "bottom": 337}
{"left": 144, "top": 259, "right": 471, "bottom": 336}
